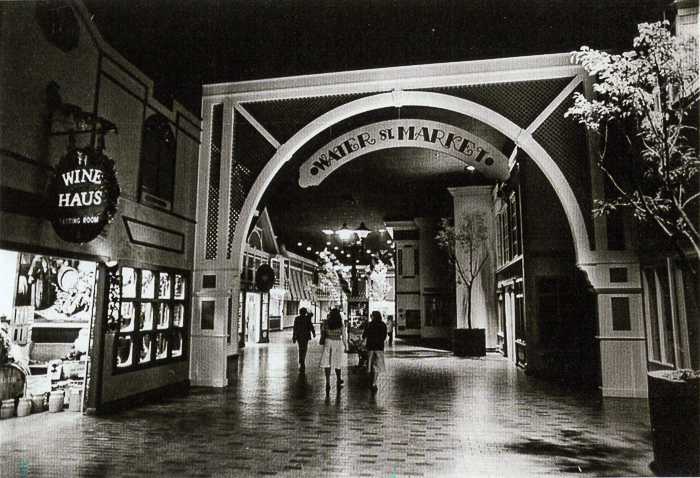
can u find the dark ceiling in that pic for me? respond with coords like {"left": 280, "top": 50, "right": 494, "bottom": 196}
{"left": 80, "top": 0, "right": 669, "bottom": 265}
{"left": 83, "top": 0, "right": 669, "bottom": 116}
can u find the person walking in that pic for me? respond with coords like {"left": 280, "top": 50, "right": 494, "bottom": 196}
{"left": 292, "top": 308, "right": 315, "bottom": 373}
{"left": 385, "top": 315, "right": 394, "bottom": 346}
{"left": 363, "top": 311, "right": 388, "bottom": 393}
{"left": 319, "top": 307, "right": 347, "bottom": 392}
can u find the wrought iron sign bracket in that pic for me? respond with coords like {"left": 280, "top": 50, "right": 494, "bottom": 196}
{"left": 47, "top": 81, "right": 118, "bottom": 150}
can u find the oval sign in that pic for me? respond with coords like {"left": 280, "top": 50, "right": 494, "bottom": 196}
{"left": 299, "top": 120, "right": 510, "bottom": 187}
{"left": 48, "top": 147, "right": 120, "bottom": 243}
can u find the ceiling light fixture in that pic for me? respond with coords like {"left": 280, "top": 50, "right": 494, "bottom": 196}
{"left": 335, "top": 223, "right": 353, "bottom": 241}
{"left": 355, "top": 222, "right": 371, "bottom": 240}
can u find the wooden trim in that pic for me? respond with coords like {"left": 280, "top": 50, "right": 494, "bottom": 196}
{"left": 596, "top": 336, "right": 646, "bottom": 341}
{"left": 233, "top": 101, "right": 280, "bottom": 149}
{"left": 122, "top": 216, "right": 186, "bottom": 254}
{"left": 0, "top": 148, "right": 54, "bottom": 171}
{"left": 595, "top": 288, "right": 643, "bottom": 295}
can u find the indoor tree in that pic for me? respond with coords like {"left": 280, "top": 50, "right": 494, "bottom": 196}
{"left": 566, "top": 21, "right": 699, "bottom": 476}
{"left": 565, "top": 21, "right": 699, "bottom": 259}
{"left": 436, "top": 212, "right": 489, "bottom": 329}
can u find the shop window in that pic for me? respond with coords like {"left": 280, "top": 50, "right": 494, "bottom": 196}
{"left": 399, "top": 245, "right": 416, "bottom": 278}
{"left": 117, "top": 336, "right": 133, "bottom": 367}
{"left": 425, "top": 295, "right": 449, "bottom": 326}
{"left": 496, "top": 213, "right": 504, "bottom": 266}
{"left": 496, "top": 192, "right": 522, "bottom": 268}
{"left": 514, "top": 280, "right": 525, "bottom": 342}
{"left": 241, "top": 255, "right": 247, "bottom": 281}
{"left": 172, "top": 330, "right": 184, "bottom": 357}
{"left": 643, "top": 260, "right": 696, "bottom": 369}
{"left": 286, "top": 300, "right": 299, "bottom": 316}
{"left": 158, "top": 304, "right": 170, "bottom": 329}
{"left": 227, "top": 296, "right": 233, "bottom": 345}
{"left": 646, "top": 266, "right": 676, "bottom": 365}
{"left": 156, "top": 332, "right": 168, "bottom": 359}
{"left": 679, "top": 266, "right": 700, "bottom": 369}
{"left": 405, "top": 309, "right": 421, "bottom": 329}
{"left": 6, "top": 252, "right": 97, "bottom": 399}
{"left": 139, "top": 114, "right": 176, "bottom": 209}
{"left": 140, "top": 335, "right": 152, "bottom": 363}
{"left": 272, "top": 260, "right": 282, "bottom": 288}
{"left": 141, "top": 270, "right": 155, "bottom": 299}
{"left": 114, "top": 267, "right": 189, "bottom": 371}
{"left": 509, "top": 194, "right": 521, "bottom": 258}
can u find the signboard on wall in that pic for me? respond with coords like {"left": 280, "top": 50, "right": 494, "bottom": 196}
{"left": 299, "top": 120, "right": 510, "bottom": 187}
{"left": 48, "top": 147, "right": 120, "bottom": 243}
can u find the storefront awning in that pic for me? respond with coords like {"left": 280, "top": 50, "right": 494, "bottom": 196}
{"left": 288, "top": 268, "right": 302, "bottom": 301}
{"left": 287, "top": 268, "right": 314, "bottom": 302}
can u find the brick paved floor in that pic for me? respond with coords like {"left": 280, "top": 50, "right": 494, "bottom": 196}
{"left": 1, "top": 330, "right": 654, "bottom": 477}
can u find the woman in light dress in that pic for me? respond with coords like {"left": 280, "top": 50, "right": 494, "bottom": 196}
{"left": 319, "top": 307, "right": 348, "bottom": 391}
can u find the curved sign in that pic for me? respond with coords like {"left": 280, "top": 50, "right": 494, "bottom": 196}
{"left": 299, "top": 120, "right": 509, "bottom": 187}
{"left": 48, "top": 147, "right": 120, "bottom": 243}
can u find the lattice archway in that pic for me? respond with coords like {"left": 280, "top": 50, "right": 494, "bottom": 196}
{"left": 230, "top": 89, "right": 593, "bottom": 277}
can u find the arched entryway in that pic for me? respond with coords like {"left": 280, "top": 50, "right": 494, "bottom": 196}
{"left": 191, "top": 53, "right": 648, "bottom": 397}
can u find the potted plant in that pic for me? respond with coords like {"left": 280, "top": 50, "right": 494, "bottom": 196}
{"left": 566, "top": 21, "right": 699, "bottom": 476}
{"left": 437, "top": 212, "right": 489, "bottom": 357}
{"left": 647, "top": 369, "right": 700, "bottom": 476}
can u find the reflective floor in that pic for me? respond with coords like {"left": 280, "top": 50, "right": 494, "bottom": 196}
{"left": 2, "top": 330, "right": 654, "bottom": 477}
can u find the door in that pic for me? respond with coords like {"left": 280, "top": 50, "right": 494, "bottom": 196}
{"left": 246, "top": 292, "right": 260, "bottom": 343}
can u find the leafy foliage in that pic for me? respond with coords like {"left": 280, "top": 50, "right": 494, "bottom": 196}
{"left": 566, "top": 21, "right": 699, "bottom": 258}
{"left": 312, "top": 250, "right": 351, "bottom": 301}
{"left": 366, "top": 258, "right": 392, "bottom": 301}
{"left": 436, "top": 213, "right": 489, "bottom": 329}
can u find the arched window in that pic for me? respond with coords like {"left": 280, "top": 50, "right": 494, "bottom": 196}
{"left": 140, "top": 114, "right": 176, "bottom": 208}
{"left": 248, "top": 230, "right": 263, "bottom": 251}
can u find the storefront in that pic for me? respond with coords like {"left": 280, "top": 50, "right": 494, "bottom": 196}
{"left": 1, "top": 250, "right": 97, "bottom": 412}
{"left": 1, "top": 1, "right": 200, "bottom": 413}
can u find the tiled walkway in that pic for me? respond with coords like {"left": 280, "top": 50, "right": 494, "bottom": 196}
{"left": 2, "top": 330, "right": 654, "bottom": 477}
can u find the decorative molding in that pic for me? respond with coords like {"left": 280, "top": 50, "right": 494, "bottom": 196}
{"left": 122, "top": 216, "right": 185, "bottom": 253}
{"left": 232, "top": 101, "right": 280, "bottom": 149}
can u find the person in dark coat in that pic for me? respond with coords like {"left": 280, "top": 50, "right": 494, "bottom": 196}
{"left": 292, "top": 308, "right": 315, "bottom": 373}
{"left": 362, "top": 311, "right": 387, "bottom": 393}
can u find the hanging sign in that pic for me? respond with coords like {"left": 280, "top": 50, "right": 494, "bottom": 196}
{"left": 255, "top": 264, "right": 275, "bottom": 293}
{"left": 48, "top": 147, "right": 120, "bottom": 243}
{"left": 299, "top": 120, "right": 510, "bottom": 187}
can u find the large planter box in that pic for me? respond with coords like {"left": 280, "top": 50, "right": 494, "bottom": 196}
{"left": 453, "top": 328, "right": 486, "bottom": 357}
{"left": 648, "top": 371, "right": 700, "bottom": 477}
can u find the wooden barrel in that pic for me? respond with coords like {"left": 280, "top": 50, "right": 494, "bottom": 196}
{"left": 1, "top": 399, "right": 15, "bottom": 419}
{"left": 0, "top": 364, "right": 26, "bottom": 401}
